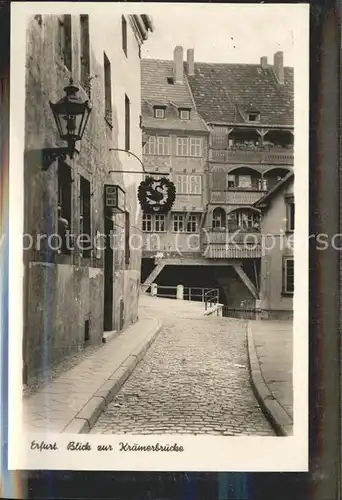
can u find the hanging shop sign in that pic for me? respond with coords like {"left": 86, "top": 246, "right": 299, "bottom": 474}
{"left": 104, "top": 184, "right": 126, "bottom": 213}
{"left": 138, "top": 176, "right": 176, "bottom": 214}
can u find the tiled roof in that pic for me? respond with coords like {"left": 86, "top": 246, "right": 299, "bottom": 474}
{"left": 187, "top": 63, "right": 294, "bottom": 127}
{"left": 141, "top": 59, "right": 208, "bottom": 133}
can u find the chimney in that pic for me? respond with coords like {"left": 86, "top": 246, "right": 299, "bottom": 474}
{"left": 273, "top": 51, "right": 284, "bottom": 84}
{"left": 260, "top": 56, "right": 268, "bottom": 69}
{"left": 187, "top": 48, "right": 195, "bottom": 76}
{"left": 174, "top": 46, "right": 184, "bottom": 83}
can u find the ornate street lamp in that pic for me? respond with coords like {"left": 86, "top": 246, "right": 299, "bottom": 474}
{"left": 43, "top": 78, "right": 92, "bottom": 168}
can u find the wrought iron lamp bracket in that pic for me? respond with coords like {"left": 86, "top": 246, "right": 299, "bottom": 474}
{"left": 42, "top": 145, "right": 79, "bottom": 170}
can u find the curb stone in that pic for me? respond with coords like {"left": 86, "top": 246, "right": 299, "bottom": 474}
{"left": 247, "top": 323, "right": 293, "bottom": 436}
{"left": 63, "top": 318, "right": 162, "bottom": 434}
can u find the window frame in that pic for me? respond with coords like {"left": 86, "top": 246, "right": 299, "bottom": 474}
{"left": 57, "top": 161, "right": 72, "bottom": 256}
{"left": 176, "top": 174, "right": 202, "bottom": 195}
{"left": 237, "top": 211, "right": 259, "bottom": 229}
{"left": 153, "top": 214, "right": 166, "bottom": 233}
{"left": 143, "top": 135, "right": 171, "bottom": 156}
{"left": 286, "top": 200, "right": 295, "bottom": 232}
{"left": 80, "top": 15, "right": 91, "bottom": 97}
{"left": 104, "top": 51, "right": 113, "bottom": 128}
{"left": 282, "top": 257, "right": 294, "bottom": 296}
{"left": 58, "top": 15, "right": 72, "bottom": 72}
{"left": 172, "top": 213, "right": 185, "bottom": 233}
{"left": 247, "top": 112, "right": 260, "bottom": 122}
{"left": 186, "top": 214, "right": 199, "bottom": 233}
{"left": 79, "top": 175, "right": 91, "bottom": 259}
{"left": 154, "top": 106, "right": 166, "bottom": 119}
{"left": 179, "top": 108, "right": 191, "bottom": 120}
{"left": 142, "top": 213, "right": 152, "bottom": 232}
{"left": 176, "top": 137, "right": 202, "bottom": 157}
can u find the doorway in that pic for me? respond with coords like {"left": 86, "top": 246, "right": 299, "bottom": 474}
{"left": 103, "top": 214, "right": 114, "bottom": 331}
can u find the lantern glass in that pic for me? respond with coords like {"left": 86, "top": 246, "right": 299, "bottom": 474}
{"left": 49, "top": 78, "right": 92, "bottom": 146}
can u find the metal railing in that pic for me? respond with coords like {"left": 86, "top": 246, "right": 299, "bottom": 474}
{"left": 184, "top": 287, "right": 219, "bottom": 303}
{"left": 221, "top": 306, "right": 257, "bottom": 320}
{"left": 204, "top": 288, "right": 220, "bottom": 310}
{"left": 153, "top": 285, "right": 178, "bottom": 299}
{"left": 147, "top": 285, "right": 220, "bottom": 304}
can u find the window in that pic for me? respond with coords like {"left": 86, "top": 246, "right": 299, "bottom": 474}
{"left": 212, "top": 134, "right": 227, "bottom": 148}
{"left": 287, "top": 202, "right": 295, "bottom": 231}
{"left": 154, "top": 214, "right": 165, "bottom": 232}
{"left": 238, "top": 175, "right": 252, "bottom": 188}
{"left": 154, "top": 107, "right": 165, "bottom": 119}
{"left": 176, "top": 137, "right": 202, "bottom": 157}
{"left": 227, "top": 174, "right": 236, "bottom": 189}
{"left": 142, "top": 214, "right": 166, "bottom": 232}
{"left": 176, "top": 137, "right": 188, "bottom": 156}
{"left": 179, "top": 108, "right": 190, "bottom": 120}
{"left": 237, "top": 211, "right": 259, "bottom": 229}
{"left": 187, "top": 214, "right": 198, "bottom": 233}
{"left": 190, "top": 138, "right": 202, "bottom": 157}
{"left": 283, "top": 258, "right": 294, "bottom": 295}
{"left": 176, "top": 175, "right": 201, "bottom": 195}
{"left": 144, "top": 136, "right": 170, "bottom": 156}
{"left": 125, "top": 94, "right": 130, "bottom": 151}
{"left": 58, "top": 15, "right": 72, "bottom": 71}
{"left": 212, "top": 208, "right": 226, "bottom": 229}
{"left": 80, "top": 176, "right": 91, "bottom": 258}
{"left": 167, "top": 77, "right": 174, "bottom": 84}
{"left": 142, "top": 213, "right": 152, "bottom": 232}
{"left": 57, "top": 161, "right": 72, "bottom": 255}
{"left": 80, "top": 15, "right": 90, "bottom": 97}
{"left": 122, "top": 16, "right": 127, "bottom": 57}
{"left": 173, "top": 214, "right": 184, "bottom": 232}
{"left": 248, "top": 112, "right": 260, "bottom": 122}
{"left": 125, "top": 211, "right": 130, "bottom": 265}
{"left": 104, "top": 52, "right": 112, "bottom": 127}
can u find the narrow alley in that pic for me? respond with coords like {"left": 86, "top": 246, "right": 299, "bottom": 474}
{"left": 91, "top": 296, "right": 274, "bottom": 436}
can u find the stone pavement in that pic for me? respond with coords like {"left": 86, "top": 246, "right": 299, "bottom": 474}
{"left": 247, "top": 320, "right": 293, "bottom": 436}
{"left": 23, "top": 312, "right": 162, "bottom": 433}
{"left": 91, "top": 296, "right": 274, "bottom": 436}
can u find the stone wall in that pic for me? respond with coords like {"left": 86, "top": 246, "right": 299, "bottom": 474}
{"left": 23, "top": 14, "right": 145, "bottom": 382}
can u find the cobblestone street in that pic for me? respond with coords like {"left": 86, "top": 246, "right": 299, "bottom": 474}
{"left": 91, "top": 298, "right": 274, "bottom": 436}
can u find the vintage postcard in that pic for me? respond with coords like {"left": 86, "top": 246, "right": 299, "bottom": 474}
{"left": 8, "top": 2, "right": 309, "bottom": 471}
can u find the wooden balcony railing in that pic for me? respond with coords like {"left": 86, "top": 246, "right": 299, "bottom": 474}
{"left": 209, "top": 148, "right": 294, "bottom": 165}
{"left": 209, "top": 190, "right": 266, "bottom": 204}
{"left": 201, "top": 230, "right": 262, "bottom": 259}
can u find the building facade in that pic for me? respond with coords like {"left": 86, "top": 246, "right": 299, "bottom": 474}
{"left": 141, "top": 47, "right": 294, "bottom": 309}
{"left": 255, "top": 172, "right": 294, "bottom": 319}
{"left": 140, "top": 47, "right": 209, "bottom": 283}
{"left": 23, "top": 13, "right": 153, "bottom": 383}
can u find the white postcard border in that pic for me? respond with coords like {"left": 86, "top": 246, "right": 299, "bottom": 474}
{"left": 8, "top": 2, "right": 309, "bottom": 472}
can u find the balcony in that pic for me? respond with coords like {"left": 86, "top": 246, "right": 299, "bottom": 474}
{"left": 209, "top": 147, "right": 294, "bottom": 165}
{"left": 209, "top": 190, "right": 266, "bottom": 205}
{"left": 202, "top": 230, "right": 262, "bottom": 259}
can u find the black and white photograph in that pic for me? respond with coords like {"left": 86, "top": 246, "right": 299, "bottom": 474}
{"left": 9, "top": 2, "right": 308, "bottom": 471}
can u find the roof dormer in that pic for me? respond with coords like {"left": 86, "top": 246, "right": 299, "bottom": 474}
{"left": 179, "top": 108, "right": 191, "bottom": 120}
